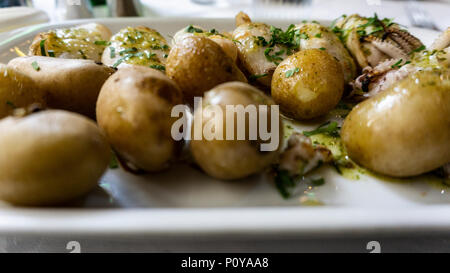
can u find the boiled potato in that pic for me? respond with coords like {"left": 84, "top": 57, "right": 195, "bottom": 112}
{"left": 102, "top": 26, "right": 170, "bottom": 70}
{"left": 172, "top": 25, "right": 238, "bottom": 62}
{"left": 166, "top": 36, "right": 247, "bottom": 103}
{"left": 96, "top": 65, "right": 183, "bottom": 172}
{"left": 8, "top": 56, "right": 115, "bottom": 118}
{"left": 0, "top": 64, "right": 46, "bottom": 119}
{"left": 271, "top": 49, "right": 344, "bottom": 120}
{"left": 0, "top": 110, "right": 110, "bottom": 206}
{"left": 29, "top": 23, "right": 112, "bottom": 62}
{"left": 190, "top": 82, "right": 282, "bottom": 180}
{"left": 341, "top": 71, "right": 450, "bottom": 177}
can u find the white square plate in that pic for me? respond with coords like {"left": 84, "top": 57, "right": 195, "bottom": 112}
{"left": 0, "top": 17, "right": 448, "bottom": 238}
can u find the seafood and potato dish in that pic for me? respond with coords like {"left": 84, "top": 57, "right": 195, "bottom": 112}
{"left": 0, "top": 12, "right": 449, "bottom": 207}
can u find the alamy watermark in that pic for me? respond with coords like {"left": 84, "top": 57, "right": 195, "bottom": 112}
{"left": 171, "top": 97, "right": 281, "bottom": 152}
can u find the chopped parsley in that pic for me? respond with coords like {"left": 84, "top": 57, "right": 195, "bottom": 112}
{"left": 274, "top": 169, "right": 296, "bottom": 199}
{"left": 110, "top": 47, "right": 116, "bottom": 58}
{"left": 319, "top": 47, "right": 326, "bottom": 50}
{"left": 78, "top": 50, "right": 87, "bottom": 59}
{"left": 259, "top": 24, "right": 311, "bottom": 64}
{"left": 391, "top": 59, "right": 411, "bottom": 69}
{"left": 186, "top": 25, "right": 203, "bottom": 33}
{"left": 285, "top": 67, "right": 300, "bottom": 78}
{"left": 109, "top": 153, "right": 119, "bottom": 169}
{"left": 249, "top": 73, "right": 268, "bottom": 81}
{"left": 94, "top": 40, "right": 111, "bottom": 46}
{"left": 264, "top": 48, "right": 285, "bottom": 65}
{"left": 303, "top": 121, "right": 340, "bottom": 137}
{"left": 149, "top": 64, "right": 166, "bottom": 71}
{"left": 6, "top": 101, "right": 15, "bottom": 108}
{"left": 40, "top": 39, "right": 46, "bottom": 56}
{"left": 311, "top": 177, "right": 325, "bottom": 187}
{"left": 411, "top": 45, "right": 426, "bottom": 54}
{"left": 315, "top": 33, "right": 322, "bottom": 38}
{"left": 31, "top": 61, "right": 40, "bottom": 71}
{"left": 119, "top": 47, "right": 138, "bottom": 55}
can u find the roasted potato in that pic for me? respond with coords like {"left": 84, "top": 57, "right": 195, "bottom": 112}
{"left": 8, "top": 56, "right": 115, "bottom": 118}
{"left": 29, "top": 23, "right": 112, "bottom": 62}
{"left": 96, "top": 65, "right": 183, "bottom": 172}
{"left": 271, "top": 49, "right": 344, "bottom": 120}
{"left": 102, "top": 26, "right": 170, "bottom": 70}
{"left": 166, "top": 36, "right": 247, "bottom": 103}
{"left": 190, "top": 82, "right": 282, "bottom": 180}
{"left": 172, "top": 25, "right": 238, "bottom": 62}
{"left": 0, "top": 110, "right": 110, "bottom": 206}
{"left": 0, "top": 64, "right": 46, "bottom": 119}
{"left": 342, "top": 71, "right": 450, "bottom": 177}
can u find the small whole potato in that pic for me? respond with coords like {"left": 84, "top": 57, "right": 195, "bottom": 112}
{"left": 172, "top": 25, "right": 238, "bottom": 62}
{"left": 190, "top": 82, "right": 282, "bottom": 180}
{"left": 0, "top": 64, "right": 46, "bottom": 119}
{"left": 272, "top": 49, "right": 345, "bottom": 120}
{"left": 0, "top": 110, "right": 110, "bottom": 206}
{"left": 97, "top": 65, "right": 183, "bottom": 172}
{"left": 8, "top": 56, "right": 115, "bottom": 118}
{"left": 166, "top": 36, "right": 247, "bottom": 103}
{"left": 341, "top": 71, "right": 450, "bottom": 177}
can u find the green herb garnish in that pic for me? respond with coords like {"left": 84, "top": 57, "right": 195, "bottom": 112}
{"left": 78, "top": 50, "right": 87, "bottom": 59}
{"left": 274, "top": 169, "right": 296, "bottom": 199}
{"left": 249, "top": 73, "right": 268, "bottom": 81}
{"left": 6, "top": 101, "right": 15, "bottom": 108}
{"left": 311, "top": 177, "right": 325, "bottom": 187}
{"left": 110, "top": 47, "right": 116, "bottom": 58}
{"left": 303, "top": 121, "right": 340, "bottom": 137}
{"left": 31, "top": 61, "right": 40, "bottom": 71}
{"left": 186, "top": 25, "right": 203, "bottom": 33}
{"left": 109, "top": 153, "right": 119, "bottom": 169}
{"left": 119, "top": 47, "right": 138, "bottom": 55}
{"left": 149, "top": 64, "right": 166, "bottom": 71}
{"left": 315, "top": 33, "right": 322, "bottom": 38}
{"left": 411, "top": 45, "right": 426, "bottom": 54}
{"left": 285, "top": 67, "right": 300, "bottom": 78}
{"left": 264, "top": 48, "right": 285, "bottom": 64}
{"left": 95, "top": 40, "right": 110, "bottom": 46}
{"left": 391, "top": 59, "right": 403, "bottom": 69}
{"left": 47, "top": 50, "right": 55, "bottom": 57}
{"left": 40, "top": 39, "right": 46, "bottom": 56}
{"left": 319, "top": 47, "right": 326, "bottom": 50}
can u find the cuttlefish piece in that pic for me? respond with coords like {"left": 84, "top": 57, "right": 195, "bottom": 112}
{"left": 430, "top": 27, "right": 450, "bottom": 50}
{"left": 350, "top": 28, "right": 450, "bottom": 100}
{"left": 232, "top": 13, "right": 289, "bottom": 87}
{"left": 364, "top": 36, "right": 409, "bottom": 61}
{"left": 334, "top": 14, "right": 424, "bottom": 69}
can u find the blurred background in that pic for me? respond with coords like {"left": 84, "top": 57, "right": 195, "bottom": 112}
{"left": 0, "top": 0, "right": 449, "bottom": 35}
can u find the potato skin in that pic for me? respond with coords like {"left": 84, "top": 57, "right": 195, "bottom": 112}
{"left": 166, "top": 36, "right": 247, "bottom": 103}
{"left": 8, "top": 56, "right": 115, "bottom": 118}
{"left": 0, "top": 64, "right": 46, "bottom": 119}
{"left": 0, "top": 110, "right": 110, "bottom": 206}
{"left": 341, "top": 71, "right": 450, "bottom": 177}
{"left": 190, "top": 82, "right": 282, "bottom": 180}
{"left": 271, "top": 49, "right": 344, "bottom": 120}
{"left": 96, "top": 65, "right": 183, "bottom": 172}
